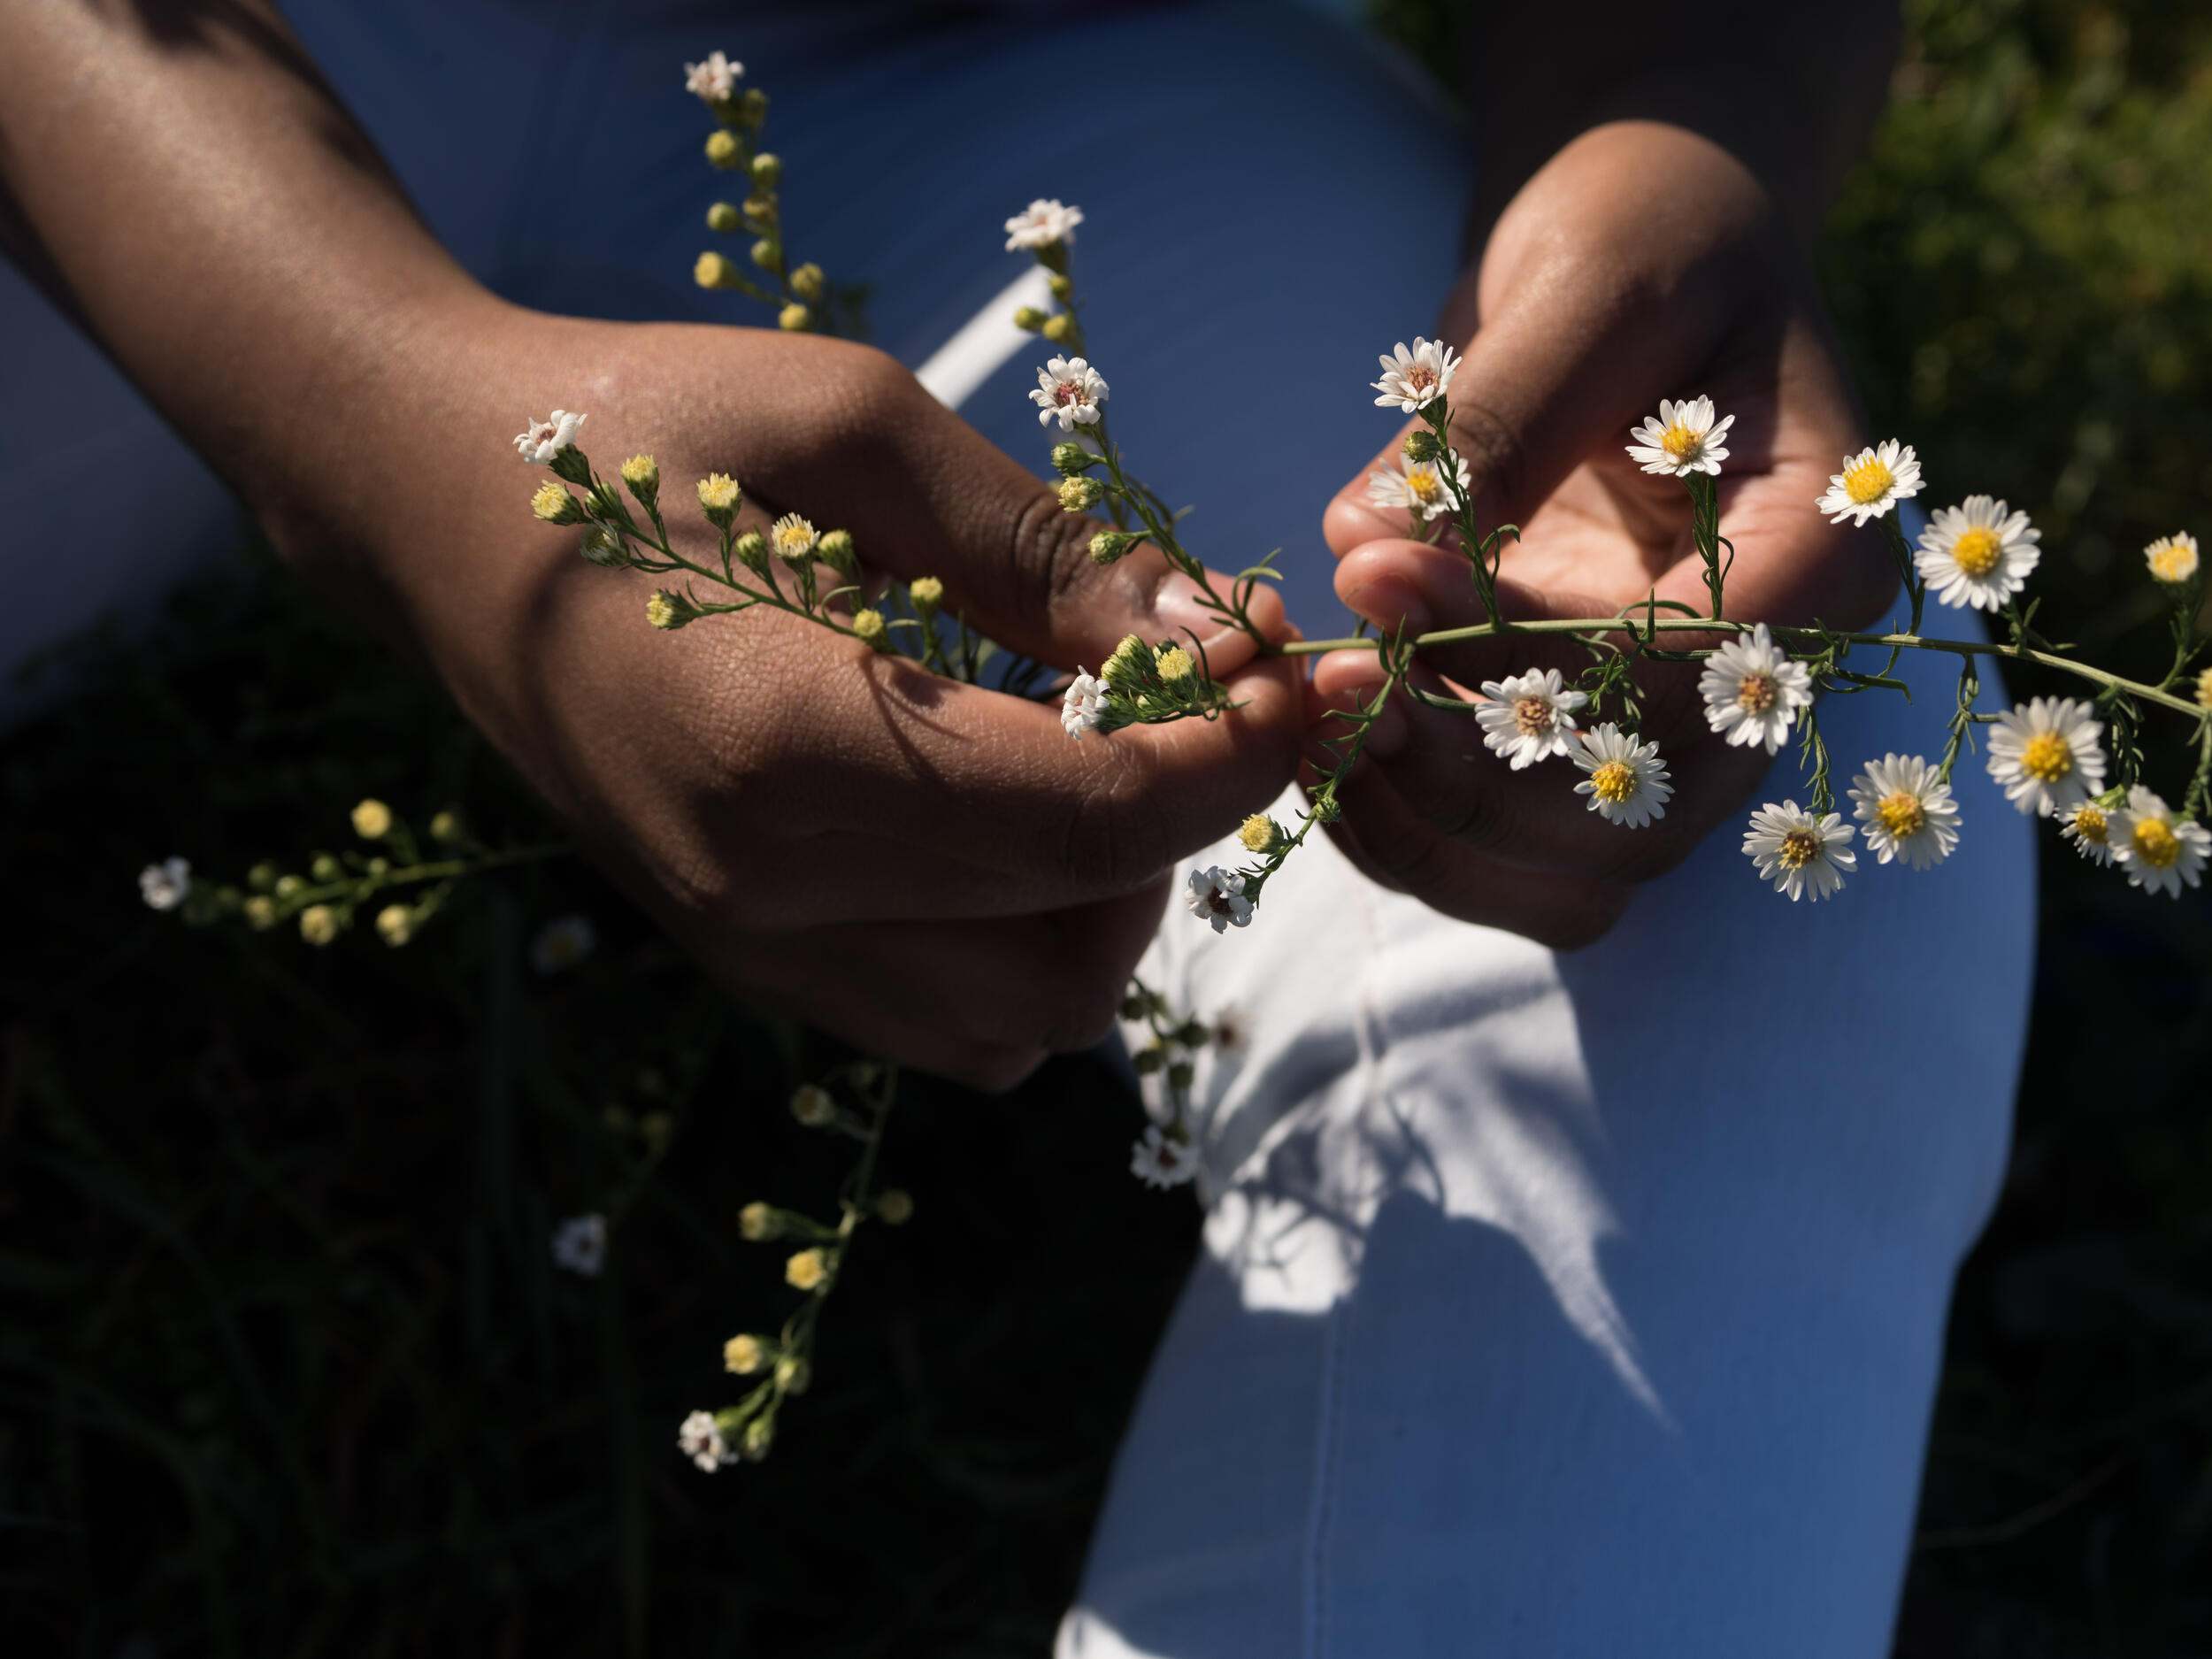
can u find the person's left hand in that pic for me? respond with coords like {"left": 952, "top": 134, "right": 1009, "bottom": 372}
{"left": 1309, "top": 121, "right": 1901, "bottom": 948}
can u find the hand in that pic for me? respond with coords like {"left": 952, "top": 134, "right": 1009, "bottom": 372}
{"left": 1310, "top": 122, "right": 1899, "bottom": 948}
{"left": 283, "top": 303, "right": 1302, "bottom": 1086}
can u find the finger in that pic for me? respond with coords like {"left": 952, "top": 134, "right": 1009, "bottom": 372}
{"left": 743, "top": 337, "right": 1287, "bottom": 675}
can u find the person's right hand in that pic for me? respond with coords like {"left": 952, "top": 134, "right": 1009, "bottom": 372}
{"left": 274, "top": 303, "right": 1302, "bottom": 1087}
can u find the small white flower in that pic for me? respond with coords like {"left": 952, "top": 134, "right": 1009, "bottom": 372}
{"left": 1847, "top": 753, "right": 1961, "bottom": 869}
{"left": 1365, "top": 451, "right": 1471, "bottom": 523}
{"left": 1003, "top": 197, "right": 1084, "bottom": 252}
{"left": 514, "top": 409, "right": 586, "bottom": 465}
{"left": 1061, "top": 668, "right": 1106, "bottom": 738}
{"left": 1130, "top": 1125, "right": 1199, "bottom": 1190}
{"left": 1985, "top": 697, "right": 2105, "bottom": 818}
{"left": 1031, "top": 356, "right": 1108, "bottom": 430}
{"left": 1474, "top": 667, "right": 1587, "bottom": 770}
{"left": 2108, "top": 786, "right": 2209, "bottom": 898}
{"left": 1742, "top": 801, "right": 1857, "bottom": 902}
{"left": 678, "top": 1409, "right": 732, "bottom": 1473}
{"left": 139, "top": 856, "right": 191, "bottom": 911}
{"left": 531, "top": 914, "right": 597, "bottom": 975}
{"left": 1915, "top": 495, "right": 2040, "bottom": 611}
{"left": 1698, "top": 623, "right": 1814, "bottom": 755}
{"left": 551, "top": 1213, "right": 607, "bottom": 1277}
{"left": 682, "top": 50, "right": 741, "bottom": 104}
{"left": 1624, "top": 396, "right": 1734, "bottom": 478}
{"left": 2145, "top": 531, "right": 2200, "bottom": 586}
{"left": 1571, "top": 725, "right": 1671, "bottom": 827}
{"left": 1371, "top": 337, "right": 1460, "bottom": 413}
{"left": 1816, "top": 439, "right": 1924, "bottom": 526}
{"left": 770, "top": 512, "right": 818, "bottom": 561}
{"left": 2059, "top": 799, "right": 2116, "bottom": 867}
{"left": 1184, "top": 866, "right": 1253, "bottom": 933}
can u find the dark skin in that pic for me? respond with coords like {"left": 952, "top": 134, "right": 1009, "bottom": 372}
{"left": 2, "top": 3, "right": 1899, "bottom": 1072}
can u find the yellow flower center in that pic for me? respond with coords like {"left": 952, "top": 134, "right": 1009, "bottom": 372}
{"left": 1736, "top": 672, "right": 1777, "bottom": 715}
{"left": 1951, "top": 526, "right": 2003, "bottom": 578}
{"left": 1874, "top": 790, "right": 1925, "bottom": 839}
{"left": 1843, "top": 457, "right": 1893, "bottom": 505}
{"left": 2071, "top": 804, "right": 2108, "bottom": 844}
{"left": 1513, "top": 695, "right": 1554, "bottom": 737}
{"left": 774, "top": 523, "right": 813, "bottom": 556}
{"left": 2132, "top": 817, "right": 2180, "bottom": 868}
{"left": 1407, "top": 465, "right": 1443, "bottom": 503}
{"left": 1778, "top": 827, "right": 1824, "bottom": 871}
{"left": 2019, "top": 730, "right": 2073, "bottom": 784}
{"left": 1661, "top": 423, "right": 1701, "bottom": 462}
{"left": 2148, "top": 539, "right": 2198, "bottom": 583}
{"left": 1590, "top": 759, "right": 1637, "bottom": 803}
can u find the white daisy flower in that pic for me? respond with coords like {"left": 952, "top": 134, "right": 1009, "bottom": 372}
{"left": 1571, "top": 725, "right": 1671, "bottom": 827}
{"left": 1365, "top": 451, "right": 1471, "bottom": 523}
{"left": 1003, "top": 197, "right": 1084, "bottom": 252}
{"left": 1130, "top": 1125, "right": 1199, "bottom": 1191}
{"left": 1060, "top": 668, "right": 1105, "bottom": 738}
{"left": 2108, "top": 786, "right": 2210, "bottom": 898}
{"left": 1031, "top": 356, "right": 1108, "bottom": 430}
{"left": 1184, "top": 866, "right": 1253, "bottom": 933}
{"left": 1742, "top": 801, "right": 1857, "bottom": 902}
{"left": 1816, "top": 439, "right": 1924, "bottom": 526}
{"left": 1847, "top": 753, "right": 1961, "bottom": 869}
{"left": 551, "top": 1212, "right": 607, "bottom": 1277}
{"left": 1915, "top": 495, "right": 2041, "bottom": 611}
{"left": 530, "top": 914, "right": 597, "bottom": 975}
{"left": 514, "top": 409, "right": 586, "bottom": 465}
{"left": 1624, "top": 396, "right": 1734, "bottom": 478}
{"left": 2059, "top": 799, "right": 2116, "bottom": 866}
{"left": 1985, "top": 696, "right": 2105, "bottom": 818}
{"left": 770, "top": 512, "right": 818, "bottom": 562}
{"left": 139, "top": 856, "right": 191, "bottom": 911}
{"left": 682, "top": 50, "right": 741, "bottom": 104}
{"left": 1474, "top": 667, "right": 1587, "bottom": 770}
{"left": 678, "top": 1410, "right": 732, "bottom": 1472}
{"left": 1698, "top": 623, "right": 1814, "bottom": 755}
{"left": 1371, "top": 337, "right": 1460, "bottom": 413}
{"left": 2145, "top": 532, "right": 2200, "bottom": 586}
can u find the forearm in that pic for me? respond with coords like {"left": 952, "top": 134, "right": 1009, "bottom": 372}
{"left": 0, "top": 2, "right": 505, "bottom": 600}
{"left": 1466, "top": 2, "right": 1901, "bottom": 238}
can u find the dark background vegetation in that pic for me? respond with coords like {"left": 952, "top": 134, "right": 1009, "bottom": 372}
{"left": 4, "top": 1, "right": 2209, "bottom": 1653}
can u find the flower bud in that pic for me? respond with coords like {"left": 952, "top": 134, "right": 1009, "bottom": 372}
{"left": 749, "top": 237, "right": 781, "bottom": 273}
{"left": 365, "top": 856, "right": 389, "bottom": 876}
{"left": 1102, "top": 633, "right": 1148, "bottom": 689}
{"left": 352, "top": 799, "right": 393, "bottom": 841}
{"left": 310, "top": 852, "right": 342, "bottom": 882}
{"left": 1041, "top": 312, "right": 1076, "bottom": 343}
{"left": 275, "top": 873, "right": 305, "bottom": 899}
{"left": 428, "top": 810, "right": 463, "bottom": 844}
{"left": 733, "top": 530, "right": 770, "bottom": 573}
{"left": 1050, "top": 441, "right": 1094, "bottom": 476}
{"left": 646, "top": 590, "right": 701, "bottom": 631}
{"left": 1118, "top": 992, "right": 1149, "bottom": 1020}
{"left": 749, "top": 152, "right": 781, "bottom": 187}
{"left": 696, "top": 471, "right": 741, "bottom": 526}
{"left": 741, "top": 194, "right": 775, "bottom": 227}
{"left": 778, "top": 302, "right": 812, "bottom": 332}
{"left": 738, "top": 1201, "right": 778, "bottom": 1241}
{"left": 2197, "top": 665, "right": 2212, "bottom": 709}
{"left": 1048, "top": 273, "right": 1074, "bottom": 303}
{"left": 909, "top": 575, "right": 944, "bottom": 616}
{"left": 789, "top": 262, "right": 824, "bottom": 302}
{"left": 817, "top": 527, "right": 856, "bottom": 575}
{"left": 1012, "top": 305, "right": 1048, "bottom": 332}
{"left": 1089, "top": 530, "right": 1142, "bottom": 567}
{"left": 1175, "top": 1018, "right": 1213, "bottom": 1046}
{"left": 532, "top": 479, "right": 585, "bottom": 524}
{"left": 1154, "top": 644, "right": 1195, "bottom": 683}
{"left": 244, "top": 895, "right": 277, "bottom": 931}
{"left": 789, "top": 1084, "right": 835, "bottom": 1127}
{"left": 875, "top": 1188, "right": 914, "bottom": 1225}
{"left": 1133, "top": 1045, "right": 1167, "bottom": 1076}
{"left": 740, "top": 1417, "right": 774, "bottom": 1462}
{"left": 738, "top": 88, "right": 770, "bottom": 127}
{"left": 1402, "top": 428, "right": 1443, "bottom": 463}
{"left": 773, "top": 1355, "right": 810, "bottom": 1394}
{"left": 724, "top": 1333, "right": 767, "bottom": 1375}
{"left": 1167, "top": 1059, "right": 1195, "bottom": 1091}
{"left": 375, "top": 904, "right": 413, "bottom": 947}
{"left": 785, "top": 1247, "right": 832, "bottom": 1292}
{"left": 1057, "top": 475, "right": 1105, "bottom": 513}
{"left": 1238, "top": 813, "right": 1282, "bottom": 855}
{"left": 248, "top": 861, "right": 278, "bottom": 893}
{"left": 850, "top": 608, "right": 889, "bottom": 651}
{"left": 298, "top": 904, "right": 339, "bottom": 947}
{"left": 580, "top": 526, "right": 629, "bottom": 568}
{"left": 619, "top": 453, "right": 660, "bottom": 503}
{"left": 705, "top": 201, "right": 741, "bottom": 234}
{"left": 695, "top": 250, "right": 741, "bottom": 290}
{"left": 704, "top": 129, "right": 742, "bottom": 170}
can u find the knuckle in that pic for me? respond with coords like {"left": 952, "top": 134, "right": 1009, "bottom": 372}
{"left": 1446, "top": 399, "right": 1531, "bottom": 512}
{"left": 1058, "top": 762, "right": 1166, "bottom": 894}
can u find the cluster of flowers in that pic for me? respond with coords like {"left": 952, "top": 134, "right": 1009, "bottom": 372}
{"left": 680, "top": 1064, "right": 912, "bottom": 1471}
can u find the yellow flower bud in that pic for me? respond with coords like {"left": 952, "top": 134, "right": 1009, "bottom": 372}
{"left": 310, "top": 852, "right": 342, "bottom": 882}
{"left": 1154, "top": 644, "right": 1195, "bottom": 683}
{"left": 749, "top": 152, "right": 781, "bottom": 186}
{"left": 298, "top": 904, "right": 339, "bottom": 947}
{"left": 705, "top": 201, "right": 741, "bottom": 234}
{"left": 532, "top": 480, "right": 581, "bottom": 523}
{"left": 428, "top": 810, "right": 463, "bottom": 844}
{"left": 738, "top": 1201, "right": 776, "bottom": 1241}
{"left": 749, "top": 237, "right": 780, "bottom": 273}
{"left": 909, "top": 576, "right": 944, "bottom": 615}
{"left": 1041, "top": 313, "right": 1076, "bottom": 343}
{"left": 785, "top": 1248, "right": 831, "bottom": 1293}
{"left": 789, "top": 262, "right": 824, "bottom": 302}
{"left": 2197, "top": 666, "right": 2212, "bottom": 710}
{"left": 375, "top": 904, "right": 413, "bottom": 947}
{"left": 774, "top": 1355, "right": 810, "bottom": 1394}
{"left": 1012, "top": 305, "right": 1048, "bottom": 332}
{"left": 351, "top": 799, "right": 393, "bottom": 841}
{"left": 1057, "top": 475, "right": 1104, "bottom": 513}
{"left": 723, "top": 1333, "right": 767, "bottom": 1375}
{"left": 741, "top": 1417, "right": 774, "bottom": 1461}
{"left": 851, "top": 608, "right": 888, "bottom": 650}
{"left": 244, "top": 895, "right": 277, "bottom": 931}
{"left": 704, "top": 129, "right": 742, "bottom": 170}
{"left": 619, "top": 454, "right": 659, "bottom": 494}
{"left": 695, "top": 250, "right": 740, "bottom": 290}
{"left": 875, "top": 1188, "right": 914, "bottom": 1225}
{"left": 788, "top": 1084, "right": 834, "bottom": 1127}
{"left": 1048, "top": 273, "right": 1074, "bottom": 303}
{"left": 738, "top": 87, "right": 770, "bottom": 127}
{"left": 778, "top": 302, "right": 811, "bottom": 332}
{"left": 645, "top": 590, "right": 683, "bottom": 631}
{"left": 1239, "top": 813, "right": 1282, "bottom": 854}
{"left": 741, "top": 194, "right": 775, "bottom": 227}
{"left": 695, "top": 472, "right": 741, "bottom": 523}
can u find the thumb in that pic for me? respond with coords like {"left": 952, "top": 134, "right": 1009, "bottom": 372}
{"left": 787, "top": 356, "right": 1286, "bottom": 675}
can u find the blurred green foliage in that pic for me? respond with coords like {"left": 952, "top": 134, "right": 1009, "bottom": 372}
{"left": 3, "top": 2, "right": 2210, "bottom": 1655}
